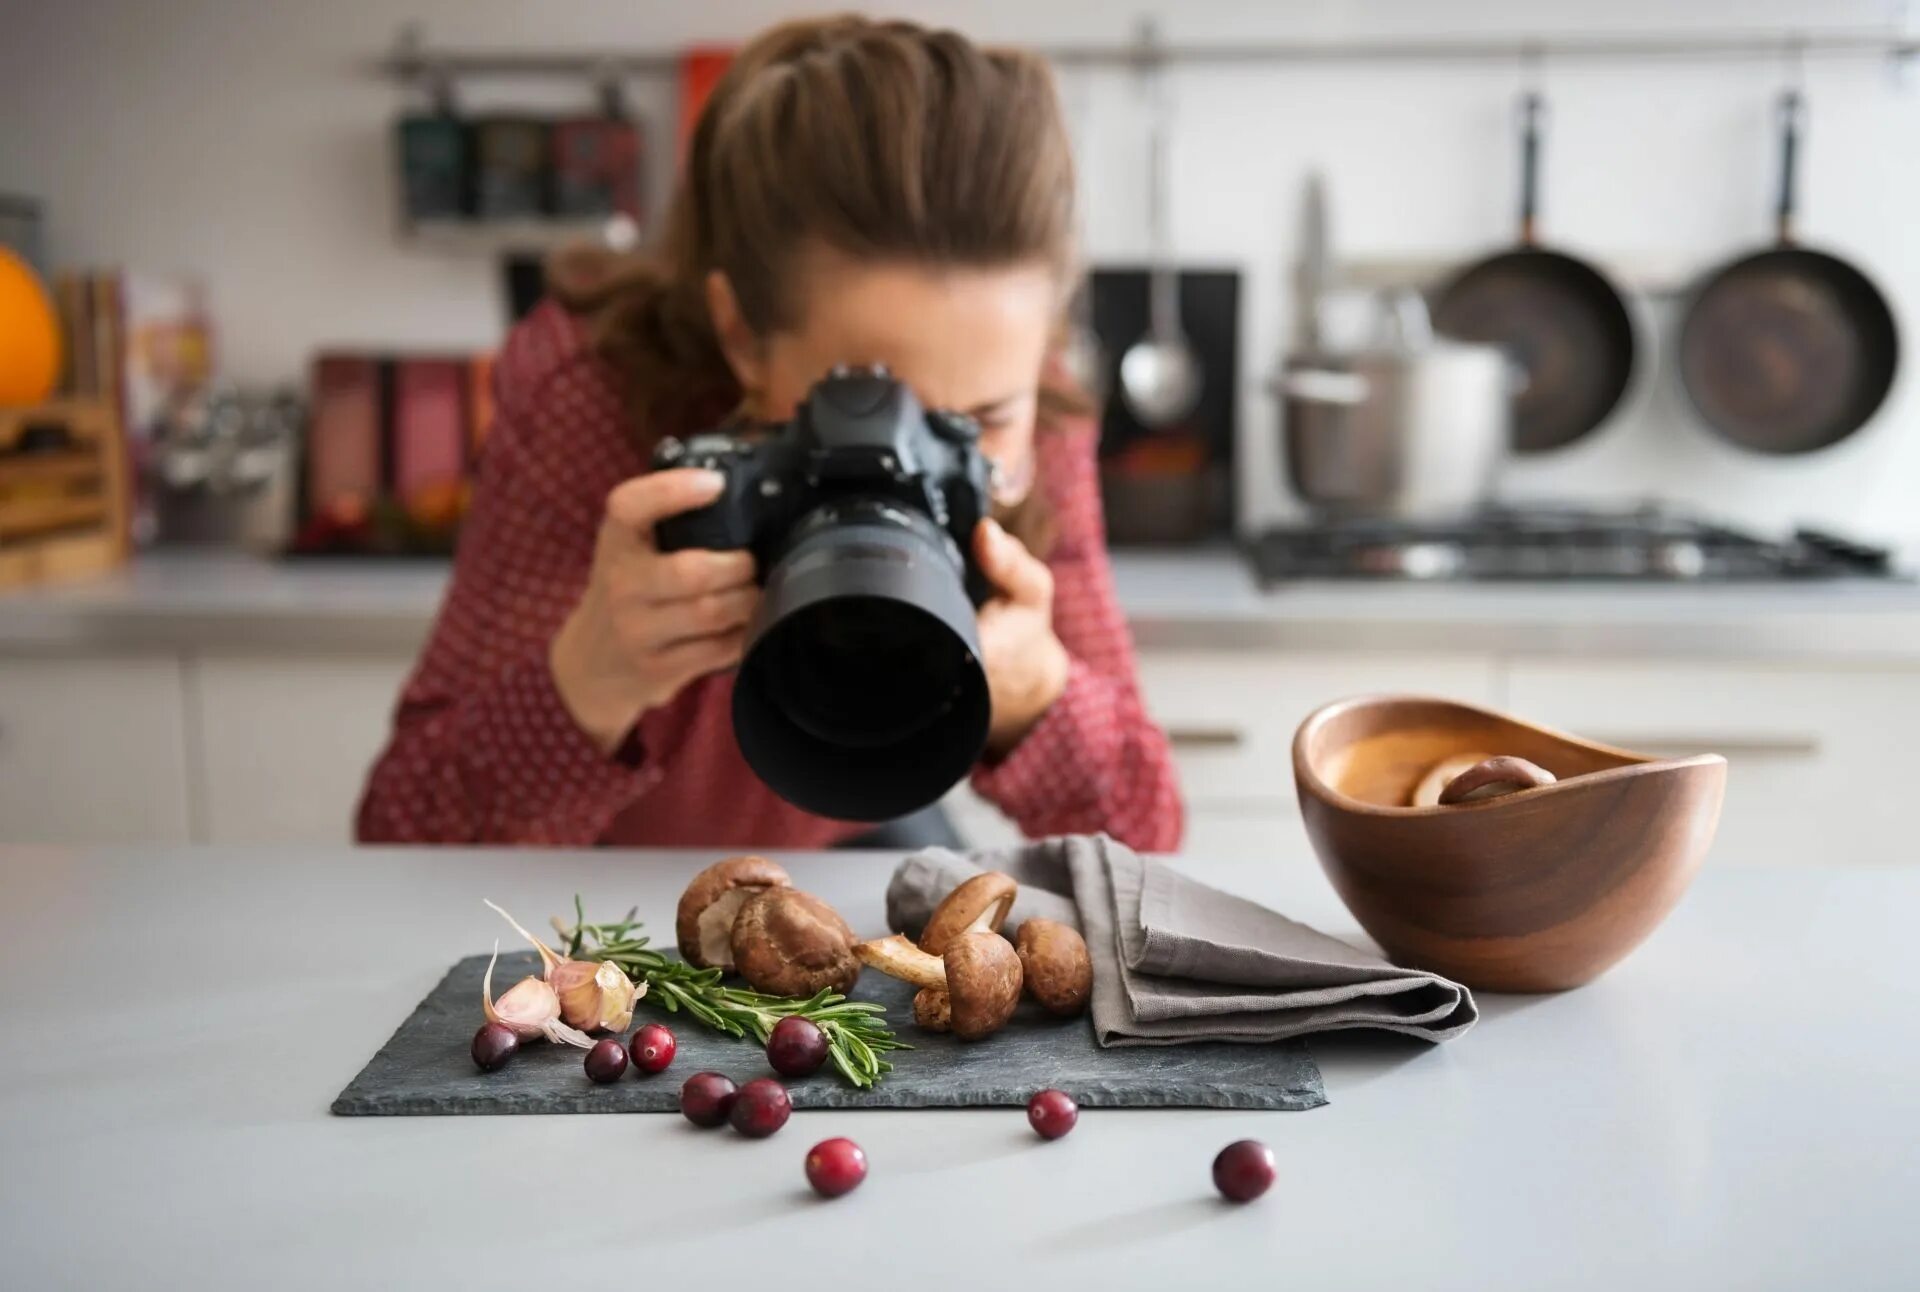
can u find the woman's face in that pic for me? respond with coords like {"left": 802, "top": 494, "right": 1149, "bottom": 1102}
{"left": 711, "top": 248, "right": 1058, "bottom": 504}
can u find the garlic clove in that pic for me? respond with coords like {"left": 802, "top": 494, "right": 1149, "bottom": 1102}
{"left": 482, "top": 942, "right": 562, "bottom": 1040}
{"left": 593, "top": 960, "right": 644, "bottom": 1033}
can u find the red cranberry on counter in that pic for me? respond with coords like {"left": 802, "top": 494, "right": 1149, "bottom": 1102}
{"left": 1026, "top": 1088, "right": 1079, "bottom": 1140}
{"left": 804, "top": 1138, "right": 868, "bottom": 1197}
{"left": 584, "top": 1038, "right": 629, "bottom": 1084}
{"left": 766, "top": 1016, "right": 829, "bottom": 1077}
{"left": 729, "top": 1077, "right": 792, "bottom": 1138}
{"left": 1212, "top": 1139, "right": 1277, "bottom": 1203}
{"left": 679, "top": 1072, "right": 739, "bottom": 1128}
{"left": 630, "top": 1022, "right": 677, "bottom": 1075}
{"left": 470, "top": 1023, "right": 519, "bottom": 1072}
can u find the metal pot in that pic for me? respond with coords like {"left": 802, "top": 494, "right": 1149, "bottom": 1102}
{"left": 1276, "top": 291, "right": 1511, "bottom": 519}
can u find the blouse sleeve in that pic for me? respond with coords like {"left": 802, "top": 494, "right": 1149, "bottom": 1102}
{"left": 966, "top": 423, "right": 1185, "bottom": 852}
{"left": 355, "top": 328, "right": 669, "bottom": 845}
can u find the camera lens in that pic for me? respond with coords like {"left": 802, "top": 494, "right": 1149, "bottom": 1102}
{"left": 732, "top": 502, "right": 990, "bottom": 822}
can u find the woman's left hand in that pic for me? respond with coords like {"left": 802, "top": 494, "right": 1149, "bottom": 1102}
{"left": 973, "top": 518, "right": 1071, "bottom": 756}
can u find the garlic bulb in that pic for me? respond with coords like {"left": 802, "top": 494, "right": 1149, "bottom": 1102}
{"left": 481, "top": 942, "right": 594, "bottom": 1048}
{"left": 485, "top": 899, "right": 645, "bottom": 1033}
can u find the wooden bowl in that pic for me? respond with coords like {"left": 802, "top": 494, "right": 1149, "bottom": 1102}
{"left": 1293, "top": 695, "right": 1726, "bottom": 992}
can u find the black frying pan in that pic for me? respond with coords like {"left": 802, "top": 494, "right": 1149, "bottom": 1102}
{"left": 1434, "top": 93, "right": 1640, "bottom": 454}
{"left": 1678, "top": 91, "right": 1899, "bottom": 455}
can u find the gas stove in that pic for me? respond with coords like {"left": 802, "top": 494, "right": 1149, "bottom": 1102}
{"left": 1247, "top": 505, "right": 1904, "bottom": 585}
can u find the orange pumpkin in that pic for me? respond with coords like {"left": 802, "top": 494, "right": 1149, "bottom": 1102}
{"left": 0, "top": 248, "right": 61, "bottom": 406}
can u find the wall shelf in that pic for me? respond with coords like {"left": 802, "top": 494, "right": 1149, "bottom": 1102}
{"left": 373, "top": 23, "right": 1917, "bottom": 81}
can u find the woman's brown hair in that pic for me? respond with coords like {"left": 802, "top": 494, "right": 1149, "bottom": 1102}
{"left": 554, "top": 15, "right": 1090, "bottom": 547}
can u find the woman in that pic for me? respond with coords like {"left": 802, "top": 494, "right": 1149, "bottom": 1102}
{"left": 357, "top": 16, "right": 1183, "bottom": 852}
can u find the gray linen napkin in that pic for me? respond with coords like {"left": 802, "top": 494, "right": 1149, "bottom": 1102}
{"left": 886, "top": 835, "right": 1477, "bottom": 1047}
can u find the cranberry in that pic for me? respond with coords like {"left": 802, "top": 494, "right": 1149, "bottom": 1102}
{"left": 1212, "top": 1139, "right": 1277, "bottom": 1203}
{"left": 470, "top": 1023, "right": 519, "bottom": 1072}
{"left": 630, "top": 1022, "right": 677, "bottom": 1075}
{"left": 804, "top": 1137, "right": 868, "bottom": 1198}
{"left": 766, "top": 1016, "right": 829, "bottom": 1077}
{"left": 679, "top": 1072, "right": 739, "bottom": 1127}
{"left": 1026, "top": 1089, "right": 1079, "bottom": 1140}
{"left": 584, "top": 1038, "right": 628, "bottom": 1084}
{"left": 729, "top": 1077, "right": 792, "bottom": 1138}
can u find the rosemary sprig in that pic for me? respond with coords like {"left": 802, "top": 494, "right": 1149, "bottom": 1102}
{"left": 556, "top": 897, "right": 907, "bottom": 1089}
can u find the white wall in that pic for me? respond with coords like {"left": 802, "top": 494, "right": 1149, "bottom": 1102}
{"left": 5, "top": 0, "right": 1918, "bottom": 542}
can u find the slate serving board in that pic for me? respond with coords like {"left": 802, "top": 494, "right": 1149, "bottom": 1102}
{"left": 332, "top": 951, "right": 1326, "bottom": 1115}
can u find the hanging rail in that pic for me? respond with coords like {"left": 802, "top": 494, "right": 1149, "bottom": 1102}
{"left": 375, "top": 25, "right": 1917, "bottom": 80}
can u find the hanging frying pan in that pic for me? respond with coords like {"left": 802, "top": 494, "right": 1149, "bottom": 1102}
{"left": 1434, "top": 92, "right": 1641, "bottom": 454}
{"left": 1677, "top": 91, "right": 1898, "bottom": 455}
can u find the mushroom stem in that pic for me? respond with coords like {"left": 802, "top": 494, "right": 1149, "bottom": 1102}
{"left": 854, "top": 935, "right": 947, "bottom": 992}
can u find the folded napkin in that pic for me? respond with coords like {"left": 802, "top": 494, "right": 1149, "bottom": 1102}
{"left": 887, "top": 835, "right": 1477, "bottom": 1047}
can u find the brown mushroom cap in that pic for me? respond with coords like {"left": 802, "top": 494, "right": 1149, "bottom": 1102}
{"left": 912, "top": 987, "right": 951, "bottom": 1032}
{"left": 1410, "top": 752, "right": 1496, "bottom": 808}
{"left": 1438, "top": 755, "right": 1558, "bottom": 806}
{"left": 675, "top": 856, "right": 791, "bottom": 968}
{"left": 730, "top": 888, "right": 859, "bottom": 997}
{"left": 943, "top": 931, "right": 1023, "bottom": 1041}
{"left": 919, "top": 872, "right": 1019, "bottom": 956}
{"left": 1014, "top": 918, "right": 1092, "bottom": 1017}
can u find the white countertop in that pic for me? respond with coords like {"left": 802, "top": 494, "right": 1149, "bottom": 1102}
{"left": 2, "top": 842, "right": 1915, "bottom": 1290}
{"left": 4, "top": 547, "right": 1920, "bottom": 659}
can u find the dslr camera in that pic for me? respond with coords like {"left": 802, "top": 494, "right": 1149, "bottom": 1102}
{"left": 652, "top": 365, "right": 996, "bottom": 822}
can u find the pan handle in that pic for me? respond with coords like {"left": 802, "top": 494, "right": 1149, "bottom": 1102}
{"left": 1517, "top": 91, "right": 1545, "bottom": 246}
{"left": 1775, "top": 89, "right": 1804, "bottom": 246}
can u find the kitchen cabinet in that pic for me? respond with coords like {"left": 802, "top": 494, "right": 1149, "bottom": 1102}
{"left": 1506, "top": 657, "right": 1920, "bottom": 867}
{"left": 192, "top": 654, "right": 409, "bottom": 844}
{"left": 0, "top": 654, "right": 191, "bottom": 844}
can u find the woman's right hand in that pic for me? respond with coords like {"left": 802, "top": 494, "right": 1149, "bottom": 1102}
{"left": 549, "top": 469, "right": 759, "bottom": 753}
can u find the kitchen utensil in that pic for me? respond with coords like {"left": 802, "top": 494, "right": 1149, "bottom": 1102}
{"left": 1278, "top": 288, "right": 1511, "bottom": 517}
{"left": 333, "top": 949, "right": 1325, "bottom": 1115}
{"left": 1678, "top": 90, "right": 1898, "bottom": 455}
{"left": 394, "top": 66, "right": 469, "bottom": 221}
{"left": 1433, "top": 92, "right": 1640, "bottom": 453}
{"left": 1117, "top": 30, "right": 1202, "bottom": 429}
{"left": 1293, "top": 695, "right": 1726, "bottom": 992}
{"left": 471, "top": 116, "right": 551, "bottom": 220}
{"left": 1293, "top": 170, "right": 1332, "bottom": 354}
{"left": 551, "top": 70, "right": 644, "bottom": 220}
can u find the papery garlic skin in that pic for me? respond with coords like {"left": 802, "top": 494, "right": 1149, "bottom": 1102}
{"left": 594, "top": 961, "right": 643, "bottom": 1033}
{"left": 488, "top": 898, "right": 644, "bottom": 1034}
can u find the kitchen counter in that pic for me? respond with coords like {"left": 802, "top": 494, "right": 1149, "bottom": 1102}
{"left": 5, "top": 547, "right": 1920, "bottom": 659}
{"left": 2, "top": 842, "right": 1914, "bottom": 1290}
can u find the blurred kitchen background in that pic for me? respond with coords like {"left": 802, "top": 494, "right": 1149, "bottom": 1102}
{"left": 3, "top": 0, "right": 1918, "bottom": 863}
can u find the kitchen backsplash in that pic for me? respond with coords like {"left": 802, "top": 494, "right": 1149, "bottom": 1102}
{"left": 5, "top": 0, "right": 1915, "bottom": 544}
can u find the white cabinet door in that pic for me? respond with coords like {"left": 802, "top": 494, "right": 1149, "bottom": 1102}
{"left": 1137, "top": 650, "right": 1500, "bottom": 810}
{"left": 194, "top": 654, "right": 410, "bottom": 844}
{"left": 0, "top": 654, "right": 191, "bottom": 844}
{"left": 1506, "top": 658, "right": 1920, "bottom": 867}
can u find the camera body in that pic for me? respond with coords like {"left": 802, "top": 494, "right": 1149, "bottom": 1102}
{"left": 653, "top": 365, "right": 994, "bottom": 605}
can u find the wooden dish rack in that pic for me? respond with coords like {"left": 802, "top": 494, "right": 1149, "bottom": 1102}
{"left": 0, "top": 398, "right": 130, "bottom": 590}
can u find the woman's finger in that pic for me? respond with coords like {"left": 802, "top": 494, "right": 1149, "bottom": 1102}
{"left": 636, "top": 586, "right": 760, "bottom": 651}
{"left": 640, "top": 547, "right": 758, "bottom": 600}
{"left": 652, "top": 627, "right": 748, "bottom": 688}
{"left": 604, "top": 469, "right": 727, "bottom": 541}
{"left": 973, "top": 518, "right": 1053, "bottom": 608}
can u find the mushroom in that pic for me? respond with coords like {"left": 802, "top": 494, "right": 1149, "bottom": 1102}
{"left": 676, "top": 855, "right": 791, "bottom": 968}
{"left": 856, "top": 932, "right": 1024, "bottom": 1041}
{"left": 918, "top": 871, "right": 1018, "bottom": 956}
{"left": 1014, "top": 919, "right": 1092, "bottom": 1018}
{"left": 1438, "top": 755, "right": 1559, "bottom": 805}
{"left": 1410, "top": 752, "right": 1495, "bottom": 808}
{"left": 729, "top": 888, "right": 860, "bottom": 997}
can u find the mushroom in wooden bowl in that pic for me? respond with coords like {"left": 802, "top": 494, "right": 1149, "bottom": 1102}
{"left": 1292, "top": 695, "right": 1726, "bottom": 992}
